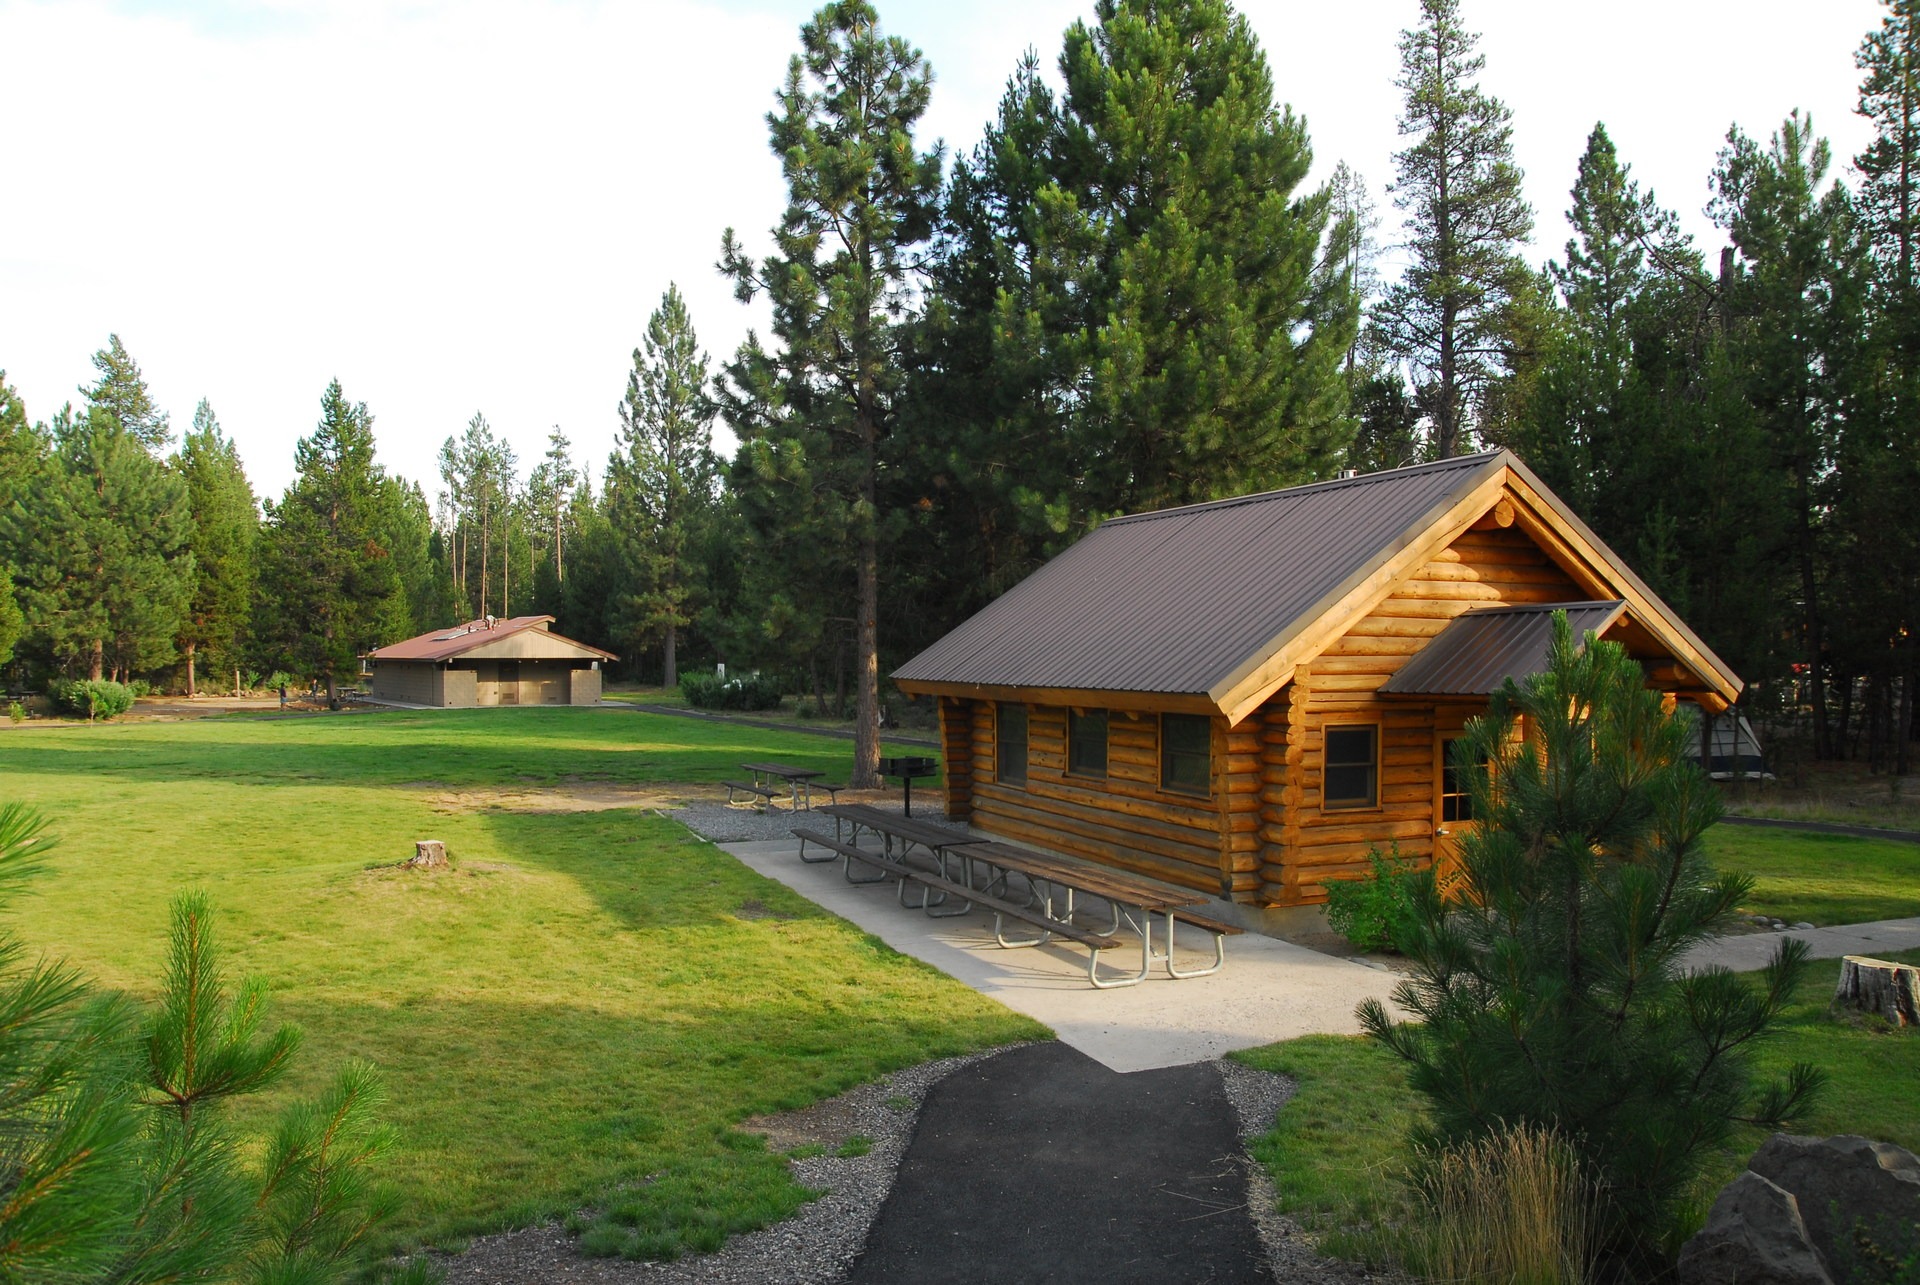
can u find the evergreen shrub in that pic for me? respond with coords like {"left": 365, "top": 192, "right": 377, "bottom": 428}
{"left": 1323, "top": 845, "right": 1421, "bottom": 952}
{"left": 679, "top": 670, "right": 783, "bottom": 711}
{"left": 6, "top": 702, "right": 21, "bottom": 724}
{"left": 1359, "top": 615, "right": 1822, "bottom": 1278}
{"left": 48, "top": 680, "right": 135, "bottom": 720}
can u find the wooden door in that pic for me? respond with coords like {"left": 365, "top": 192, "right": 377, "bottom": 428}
{"left": 498, "top": 660, "right": 520, "bottom": 706}
{"left": 1432, "top": 726, "right": 1479, "bottom": 895}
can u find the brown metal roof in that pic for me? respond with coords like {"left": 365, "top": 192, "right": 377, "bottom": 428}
{"left": 1378, "top": 601, "right": 1627, "bottom": 696}
{"left": 367, "top": 616, "right": 618, "bottom": 663}
{"left": 892, "top": 453, "right": 1508, "bottom": 697}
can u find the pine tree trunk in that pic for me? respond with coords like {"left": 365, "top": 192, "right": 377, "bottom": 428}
{"left": 186, "top": 642, "right": 197, "bottom": 698}
{"left": 89, "top": 638, "right": 103, "bottom": 682}
{"left": 480, "top": 510, "right": 490, "bottom": 619}
{"left": 502, "top": 523, "right": 510, "bottom": 618}
{"left": 664, "top": 624, "right": 677, "bottom": 690}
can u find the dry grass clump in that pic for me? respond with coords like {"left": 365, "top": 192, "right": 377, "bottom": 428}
{"left": 1392, "top": 1124, "right": 1598, "bottom": 1285}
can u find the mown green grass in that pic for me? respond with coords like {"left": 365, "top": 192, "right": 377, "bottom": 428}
{"left": 0, "top": 708, "right": 1042, "bottom": 1260}
{"left": 1234, "top": 949, "right": 1920, "bottom": 1263}
{"left": 1704, "top": 825, "right": 1920, "bottom": 925}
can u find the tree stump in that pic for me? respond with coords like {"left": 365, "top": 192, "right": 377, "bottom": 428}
{"left": 408, "top": 840, "right": 448, "bottom": 869}
{"left": 1834, "top": 955, "right": 1920, "bottom": 1026}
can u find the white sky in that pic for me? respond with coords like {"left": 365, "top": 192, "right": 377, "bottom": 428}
{"left": 0, "top": 0, "right": 1885, "bottom": 500}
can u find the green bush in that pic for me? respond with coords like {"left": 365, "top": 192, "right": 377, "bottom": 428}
{"left": 679, "top": 669, "right": 783, "bottom": 711}
{"left": 6, "top": 701, "right": 22, "bottom": 725}
{"left": 1324, "top": 845, "right": 1421, "bottom": 953}
{"left": 48, "top": 680, "right": 136, "bottom": 721}
{"left": 124, "top": 679, "right": 153, "bottom": 698}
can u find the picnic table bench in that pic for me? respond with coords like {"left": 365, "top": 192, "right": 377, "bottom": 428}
{"left": 801, "top": 806, "right": 1243, "bottom": 987}
{"left": 726, "top": 762, "right": 846, "bottom": 811}
{"left": 789, "top": 825, "right": 1139, "bottom": 986}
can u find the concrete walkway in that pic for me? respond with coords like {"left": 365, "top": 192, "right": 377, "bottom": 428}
{"left": 1680, "top": 916, "right": 1920, "bottom": 973}
{"left": 720, "top": 837, "right": 1402, "bottom": 1073}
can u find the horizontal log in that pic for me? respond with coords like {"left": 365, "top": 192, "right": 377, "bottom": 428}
{"left": 972, "top": 809, "right": 1223, "bottom": 893}
{"left": 980, "top": 776, "right": 1223, "bottom": 833}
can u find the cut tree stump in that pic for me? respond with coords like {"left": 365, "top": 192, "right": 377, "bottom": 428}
{"left": 408, "top": 840, "right": 448, "bottom": 869}
{"left": 1834, "top": 954, "right": 1920, "bottom": 1026}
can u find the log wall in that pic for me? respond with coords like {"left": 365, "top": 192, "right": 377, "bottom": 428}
{"left": 956, "top": 700, "right": 1258, "bottom": 899}
{"left": 1254, "top": 525, "right": 1584, "bottom": 906}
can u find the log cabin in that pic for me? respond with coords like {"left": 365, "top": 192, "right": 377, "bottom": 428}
{"left": 891, "top": 451, "right": 1741, "bottom": 923}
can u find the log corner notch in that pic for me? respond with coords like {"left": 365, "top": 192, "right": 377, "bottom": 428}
{"left": 1834, "top": 954, "right": 1920, "bottom": 1026}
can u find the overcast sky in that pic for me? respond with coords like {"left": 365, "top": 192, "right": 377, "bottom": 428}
{"left": 0, "top": 0, "right": 1886, "bottom": 500}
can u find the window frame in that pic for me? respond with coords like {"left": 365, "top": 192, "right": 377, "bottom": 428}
{"left": 1067, "top": 707, "right": 1109, "bottom": 779}
{"left": 995, "top": 701, "right": 1028, "bottom": 786}
{"left": 1158, "top": 712, "right": 1213, "bottom": 797}
{"left": 1321, "top": 722, "right": 1381, "bottom": 811}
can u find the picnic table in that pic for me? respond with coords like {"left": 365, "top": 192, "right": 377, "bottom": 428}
{"left": 793, "top": 806, "right": 1242, "bottom": 987}
{"left": 725, "top": 761, "right": 842, "bottom": 811}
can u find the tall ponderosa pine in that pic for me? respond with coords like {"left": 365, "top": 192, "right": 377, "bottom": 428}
{"left": 1361, "top": 616, "right": 1822, "bottom": 1276}
{"left": 82, "top": 334, "right": 171, "bottom": 452}
{"left": 1711, "top": 113, "right": 1863, "bottom": 758}
{"left": 608, "top": 285, "right": 717, "bottom": 687}
{"left": 174, "top": 400, "right": 258, "bottom": 696}
{"left": 1043, "top": 0, "right": 1359, "bottom": 510}
{"left": 255, "top": 381, "right": 402, "bottom": 701}
{"left": 720, "top": 0, "right": 943, "bottom": 786}
{"left": 1845, "top": 0, "right": 1920, "bottom": 770}
{"left": 897, "top": 0, "right": 1360, "bottom": 658}
{"left": 526, "top": 425, "right": 577, "bottom": 615}
{"left": 5, "top": 341, "right": 192, "bottom": 680}
{"left": 1374, "top": 0, "right": 1533, "bottom": 458}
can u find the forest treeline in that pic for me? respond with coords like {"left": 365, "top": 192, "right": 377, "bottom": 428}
{"left": 3, "top": 0, "right": 1919, "bottom": 777}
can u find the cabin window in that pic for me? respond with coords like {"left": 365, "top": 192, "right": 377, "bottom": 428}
{"left": 1160, "top": 714, "right": 1212, "bottom": 795}
{"left": 1068, "top": 708, "right": 1108, "bottom": 778}
{"left": 1323, "top": 725, "right": 1379, "bottom": 810}
{"left": 1440, "top": 737, "right": 1486, "bottom": 822}
{"left": 996, "top": 702, "right": 1028, "bottom": 785}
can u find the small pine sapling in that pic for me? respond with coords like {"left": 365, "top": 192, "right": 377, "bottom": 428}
{"left": 1359, "top": 614, "right": 1823, "bottom": 1277}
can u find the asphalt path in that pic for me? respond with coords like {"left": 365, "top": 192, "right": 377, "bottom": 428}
{"left": 847, "top": 1042, "right": 1269, "bottom": 1284}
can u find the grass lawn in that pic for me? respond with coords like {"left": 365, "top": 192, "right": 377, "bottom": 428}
{"left": 1703, "top": 824, "right": 1920, "bottom": 925}
{"left": 0, "top": 708, "right": 1043, "bottom": 1262}
{"left": 1234, "top": 948, "right": 1920, "bottom": 1264}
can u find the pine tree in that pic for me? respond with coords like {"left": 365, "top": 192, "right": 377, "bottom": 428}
{"left": 81, "top": 334, "right": 171, "bottom": 451}
{"left": 255, "top": 381, "right": 402, "bottom": 703}
{"left": 174, "top": 400, "right": 258, "bottom": 696}
{"left": 1360, "top": 615, "right": 1822, "bottom": 1275}
{"left": 608, "top": 285, "right": 718, "bottom": 688}
{"left": 1711, "top": 113, "right": 1861, "bottom": 758}
{"left": 719, "top": 0, "right": 943, "bottom": 786}
{"left": 1849, "top": 0, "right": 1920, "bottom": 770}
{"left": 1044, "top": 0, "right": 1359, "bottom": 510}
{"left": 6, "top": 343, "right": 193, "bottom": 681}
{"left": 1374, "top": 0, "right": 1534, "bottom": 457}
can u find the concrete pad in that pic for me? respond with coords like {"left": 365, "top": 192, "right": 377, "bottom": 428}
{"left": 718, "top": 838, "right": 1401, "bottom": 1073}
{"left": 1681, "top": 916, "right": 1920, "bottom": 974}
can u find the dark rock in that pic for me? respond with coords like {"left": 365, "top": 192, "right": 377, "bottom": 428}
{"left": 1676, "top": 1171, "right": 1834, "bottom": 1285}
{"left": 1749, "top": 1134, "right": 1920, "bottom": 1278}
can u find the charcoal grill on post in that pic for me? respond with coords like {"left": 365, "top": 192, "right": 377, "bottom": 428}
{"left": 877, "top": 755, "right": 939, "bottom": 817}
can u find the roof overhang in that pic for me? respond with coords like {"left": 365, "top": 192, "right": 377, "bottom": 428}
{"left": 893, "top": 680, "right": 1219, "bottom": 717}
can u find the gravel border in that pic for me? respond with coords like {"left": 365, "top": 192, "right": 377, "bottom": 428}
{"left": 431, "top": 1047, "right": 1012, "bottom": 1284}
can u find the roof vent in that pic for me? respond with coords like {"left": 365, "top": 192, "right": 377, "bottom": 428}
{"left": 1338, "top": 468, "right": 1358, "bottom": 480}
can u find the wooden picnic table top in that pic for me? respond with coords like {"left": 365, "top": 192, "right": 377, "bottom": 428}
{"left": 818, "top": 803, "right": 984, "bottom": 851}
{"left": 964, "top": 841, "right": 1204, "bottom": 913}
{"left": 742, "top": 761, "right": 825, "bottom": 780}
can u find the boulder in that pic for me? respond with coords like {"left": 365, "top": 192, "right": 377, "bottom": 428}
{"left": 1676, "top": 1171, "right": 1834, "bottom": 1285}
{"left": 1749, "top": 1134, "right": 1920, "bottom": 1275}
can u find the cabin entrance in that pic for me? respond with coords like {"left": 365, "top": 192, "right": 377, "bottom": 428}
{"left": 1432, "top": 721, "right": 1482, "bottom": 894}
{"left": 497, "top": 660, "right": 520, "bottom": 705}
